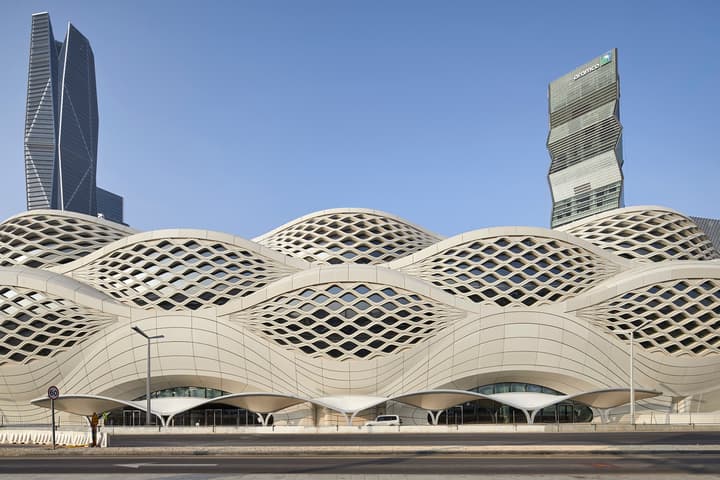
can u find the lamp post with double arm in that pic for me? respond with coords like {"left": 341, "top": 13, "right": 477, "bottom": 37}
{"left": 131, "top": 326, "right": 164, "bottom": 426}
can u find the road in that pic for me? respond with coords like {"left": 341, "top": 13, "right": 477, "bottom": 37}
{"left": 110, "top": 431, "right": 720, "bottom": 447}
{"left": 0, "top": 453, "right": 719, "bottom": 475}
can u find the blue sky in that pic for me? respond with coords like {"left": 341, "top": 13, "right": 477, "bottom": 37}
{"left": 0, "top": 1, "right": 718, "bottom": 237}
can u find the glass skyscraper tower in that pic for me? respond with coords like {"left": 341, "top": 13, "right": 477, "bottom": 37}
{"left": 547, "top": 49, "right": 623, "bottom": 228}
{"left": 24, "top": 12, "right": 123, "bottom": 223}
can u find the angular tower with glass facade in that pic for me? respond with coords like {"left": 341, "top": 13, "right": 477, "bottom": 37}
{"left": 547, "top": 49, "right": 623, "bottom": 228}
{"left": 24, "top": 12, "right": 123, "bottom": 224}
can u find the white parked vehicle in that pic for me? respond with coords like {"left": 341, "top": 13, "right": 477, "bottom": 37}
{"left": 364, "top": 415, "right": 401, "bottom": 426}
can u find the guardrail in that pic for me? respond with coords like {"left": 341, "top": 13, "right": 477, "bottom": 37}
{"left": 0, "top": 429, "right": 106, "bottom": 447}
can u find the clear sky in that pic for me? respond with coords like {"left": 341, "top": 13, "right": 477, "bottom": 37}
{"left": 0, "top": 0, "right": 718, "bottom": 238}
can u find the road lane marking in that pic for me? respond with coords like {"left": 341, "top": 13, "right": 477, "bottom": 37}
{"left": 116, "top": 463, "right": 218, "bottom": 469}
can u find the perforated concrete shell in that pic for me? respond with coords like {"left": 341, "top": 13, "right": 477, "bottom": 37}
{"left": 0, "top": 210, "right": 134, "bottom": 269}
{"left": 569, "top": 263, "right": 720, "bottom": 357}
{"left": 389, "top": 227, "right": 629, "bottom": 307}
{"left": 1, "top": 206, "right": 720, "bottom": 425}
{"left": 227, "top": 267, "right": 469, "bottom": 360}
{"left": 558, "top": 206, "right": 720, "bottom": 262}
{"left": 254, "top": 208, "right": 442, "bottom": 265}
{"left": 51, "top": 230, "right": 309, "bottom": 311}
{"left": 0, "top": 267, "right": 125, "bottom": 366}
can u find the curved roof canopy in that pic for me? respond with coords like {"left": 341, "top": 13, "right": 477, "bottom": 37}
{"left": 208, "top": 392, "right": 308, "bottom": 414}
{"left": 30, "top": 388, "right": 662, "bottom": 424}
{"left": 31, "top": 394, "right": 157, "bottom": 418}
{"left": 391, "top": 388, "right": 662, "bottom": 413}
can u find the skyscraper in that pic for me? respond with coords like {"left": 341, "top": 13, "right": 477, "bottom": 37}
{"left": 24, "top": 12, "right": 123, "bottom": 223}
{"left": 96, "top": 187, "right": 124, "bottom": 224}
{"left": 547, "top": 49, "right": 623, "bottom": 228}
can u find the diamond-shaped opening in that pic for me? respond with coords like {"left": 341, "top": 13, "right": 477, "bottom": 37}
{"left": 299, "top": 345, "right": 315, "bottom": 355}
{"left": 354, "top": 300, "right": 370, "bottom": 310}
{"left": 1, "top": 320, "right": 19, "bottom": 331}
{"left": 368, "top": 324, "right": 385, "bottom": 333}
{"left": 327, "top": 333, "right": 343, "bottom": 343}
{"left": 186, "top": 300, "right": 204, "bottom": 310}
{"left": 355, "top": 348, "right": 371, "bottom": 358}
{"left": 199, "top": 291, "right": 215, "bottom": 301}
{"left": 354, "top": 285, "right": 370, "bottom": 294}
{"left": 299, "top": 318, "right": 315, "bottom": 328}
{"left": 340, "top": 341, "right": 357, "bottom": 351}
{"left": 313, "top": 340, "right": 329, "bottom": 349}
{"left": 326, "top": 285, "right": 342, "bottom": 295}
{"left": 368, "top": 293, "right": 384, "bottom": 303}
{"left": 170, "top": 293, "right": 188, "bottom": 303}
{"left": 340, "top": 293, "right": 357, "bottom": 302}
{"left": 312, "top": 309, "right": 329, "bottom": 319}
{"left": 382, "top": 302, "right": 397, "bottom": 311}
{"left": 695, "top": 329, "right": 711, "bottom": 339}
{"left": 353, "top": 316, "right": 371, "bottom": 327}
{"left": 354, "top": 332, "right": 371, "bottom": 342}
{"left": 683, "top": 320, "right": 700, "bottom": 330}
{"left": 9, "top": 352, "right": 26, "bottom": 362}
{"left": 382, "top": 344, "right": 398, "bottom": 353}
{"left": 340, "top": 308, "right": 357, "bottom": 319}
{"left": 340, "top": 325, "right": 358, "bottom": 335}
{"left": 327, "top": 301, "right": 343, "bottom": 311}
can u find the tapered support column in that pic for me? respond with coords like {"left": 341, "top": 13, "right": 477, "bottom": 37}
{"left": 256, "top": 413, "right": 273, "bottom": 426}
{"left": 428, "top": 410, "right": 443, "bottom": 425}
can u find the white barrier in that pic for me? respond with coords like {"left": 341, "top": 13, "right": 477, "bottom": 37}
{"left": 0, "top": 429, "right": 106, "bottom": 447}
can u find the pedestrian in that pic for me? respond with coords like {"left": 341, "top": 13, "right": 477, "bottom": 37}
{"left": 90, "top": 412, "right": 99, "bottom": 447}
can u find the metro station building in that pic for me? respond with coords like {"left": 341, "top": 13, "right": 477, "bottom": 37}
{"left": 0, "top": 205, "right": 718, "bottom": 426}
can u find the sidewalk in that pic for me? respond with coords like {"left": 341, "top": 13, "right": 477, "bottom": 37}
{"left": 102, "top": 423, "right": 720, "bottom": 435}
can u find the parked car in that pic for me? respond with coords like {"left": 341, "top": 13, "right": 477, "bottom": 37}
{"left": 364, "top": 415, "right": 401, "bottom": 426}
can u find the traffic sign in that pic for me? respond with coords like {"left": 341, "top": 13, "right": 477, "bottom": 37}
{"left": 48, "top": 385, "right": 59, "bottom": 450}
{"left": 48, "top": 385, "right": 59, "bottom": 400}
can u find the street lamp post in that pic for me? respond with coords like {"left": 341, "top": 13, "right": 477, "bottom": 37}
{"left": 629, "top": 319, "right": 652, "bottom": 425}
{"left": 131, "top": 326, "right": 164, "bottom": 426}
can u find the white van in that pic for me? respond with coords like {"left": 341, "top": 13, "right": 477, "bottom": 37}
{"left": 364, "top": 415, "right": 401, "bottom": 426}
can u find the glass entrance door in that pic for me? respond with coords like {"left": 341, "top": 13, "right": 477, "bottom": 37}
{"left": 123, "top": 410, "right": 142, "bottom": 426}
{"left": 205, "top": 408, "right": 223, "bottom": 427}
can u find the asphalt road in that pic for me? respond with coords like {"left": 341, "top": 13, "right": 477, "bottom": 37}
{"left": 110, "top": 431, "right": 720, "bottom": 447}
{"left": 1, "top": 454, "right": 720, "bottom": 475}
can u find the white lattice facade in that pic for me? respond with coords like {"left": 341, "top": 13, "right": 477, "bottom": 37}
{"left": 1, "top": 206, "right": 720, "bottom": 425}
